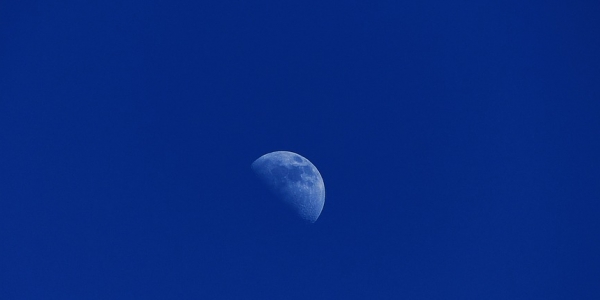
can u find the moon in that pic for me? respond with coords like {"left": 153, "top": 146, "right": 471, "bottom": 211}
{"left": 251, "top": 151, "right": 325, "bottom": 223}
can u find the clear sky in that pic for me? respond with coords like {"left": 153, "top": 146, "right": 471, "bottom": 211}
{"left": 1, "top": 0, "right": 599, "bottom": 299}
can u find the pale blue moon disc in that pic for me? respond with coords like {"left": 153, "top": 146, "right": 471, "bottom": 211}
{"left": 251, "top": 151, "right": 325, "bottom": 223}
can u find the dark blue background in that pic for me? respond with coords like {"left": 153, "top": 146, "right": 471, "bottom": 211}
{"left": 1, "top": 0, "right": 599, "bottom": 298}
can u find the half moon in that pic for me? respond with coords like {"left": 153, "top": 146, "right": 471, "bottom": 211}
{"left": 251, "top": 151, "right": 325, "bottom": 223}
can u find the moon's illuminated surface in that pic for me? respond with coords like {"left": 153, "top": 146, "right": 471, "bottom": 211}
{"left": 251, "top": 151, "right": 325, "bottom": 223}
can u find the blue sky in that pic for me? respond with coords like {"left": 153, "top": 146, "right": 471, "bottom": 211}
{"left": 1, "top": 0, "right": 599, "bottom": 298}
